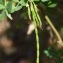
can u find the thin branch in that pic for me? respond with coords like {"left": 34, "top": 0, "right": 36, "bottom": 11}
{"left": 45, "top": 15, "right": 63, "bottom": 46}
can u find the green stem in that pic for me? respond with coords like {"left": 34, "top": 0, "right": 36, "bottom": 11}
{"left": 34, "top": 20, "right": 39, "bottom": 63}
{"left": 28, "top": 2, "right": 40, "bottom": 63}
{"left": 31, "top": 4, "right": 39, "bottom": 63}
{"left": 45, "top": 15, "right": 63, "bottom": 45}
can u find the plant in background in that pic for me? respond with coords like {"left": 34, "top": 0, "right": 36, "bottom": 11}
{"left": 0, "top": 0, "right": 63, "bottom": 63}
{"left": 44, "top": 47, "right": 63, "bottom": 63}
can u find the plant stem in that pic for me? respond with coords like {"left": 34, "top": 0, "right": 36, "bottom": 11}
{"left": 45, "top": 15, "right": 63, "bottom": 45}
{"left": 34, "top": 20, "right": 39, "bottom": 63}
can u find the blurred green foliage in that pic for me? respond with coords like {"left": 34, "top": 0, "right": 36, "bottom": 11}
{"left": 0, "top": 0, "right": 57, "bottom": 20}
{"left": 1, "top": 0, "right": 63, "bottom": 63}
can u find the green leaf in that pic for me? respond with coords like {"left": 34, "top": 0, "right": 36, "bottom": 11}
{"left": 13, "top": 0, "right": 19, "bottom": 2}
{"left": 19, "top": 0, "right": 27, "bottom": 6}
{"left": 6, "top": 1, "right": 15, "bottom": 13}
{"left": 7, "top": 13, "right": 13, "bottom": 20}
{"left": 11, "top": 4, "right": 15, "bottom": 13}
{"left": 48, "top": 1, "right": 52, "bottom": 4}
{"left": 0, "top": 0, "right": 3, "bottom": 4}
{"left": 41, "top": 0, "right": 49, "bottom": 2}
{"left": 48, "top": 3, "right": 57, "bottom": 8}
{"left": 0, "top": 4, "right": 5, "bottom": 10}
{"left": 5, "top": 10, "right": 13, "bottom": 20}
{"left": 6, "top": 1, "right": 13, "bottom": 13}
{"left": 44, "top": 50, "right": 49, "bottom": 56}
{"left": 15, "top": 5, "right": 22, "bottom": 11}
{"left": 2, "top": 0, "right": 5, "bottom": 5}
{"left": 34, "top": 0, "right": 39, "bottom": 1}
{"left": 0, "top": 10, "right": 6, "bottom": 20}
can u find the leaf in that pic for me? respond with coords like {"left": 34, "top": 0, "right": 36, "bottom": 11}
{"left": 44, "top": 50, "right": 49, "bottom": 56}
{"left": 5, "top": 10, "right": 13, "bottom": 20}
{"left": 0, "top": 0, "right": 3, "bottom": 4}
{"left": 6, "top": 1, "right": 13, "bottom": 13}
{"left": 48, "top": 3, "right": 57, "bottom": 8}
{"left": 7, "top": 14, "right": 13, "bottom": 20}
{"left": 6, "top": 1, "right": 15, "bottom": 13}
{"left": 13, "top": 0, "right": 19, "bottom": 2}
{"left": 34, "top": 0, "right": 39, "bottom": 1}
{"left": 0, "top": 4, "right": 5, "bottom": 10}
{"left": 48, "top": 1, "right": 52, "bottom": 4}
{"left": 2, "top": 0, "right": 5, "bottom": 5}
{"left": 41, "top": 0, "right": 49, "bottom": 2}
{"left": 0, "top": 10, "right": 6, "bottom": 20}
{"left": 19, "top": 0, "right": 26, "bottom": 6}
{"left": 15, "top": 5, "right": 22, "bottom": 11}
{"left": 11, "top": 4, "right": 15, "bottom": 13}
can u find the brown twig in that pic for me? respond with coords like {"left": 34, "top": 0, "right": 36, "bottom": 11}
{"left": 45, "top": 15, "right": 63, "bottom": 46}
